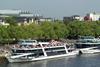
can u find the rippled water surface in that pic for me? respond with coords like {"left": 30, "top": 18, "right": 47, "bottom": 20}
{"left": 1, "top": 54, "right": 100, "bottom": 67}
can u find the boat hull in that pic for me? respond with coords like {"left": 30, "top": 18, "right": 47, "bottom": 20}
{"left": 79, "top": 47, "right": 100, "bottom": 54}
{"left": 6, "top": 50, "right": 78, "bottom": 63}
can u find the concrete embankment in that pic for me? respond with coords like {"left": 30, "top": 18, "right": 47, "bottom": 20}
{"left": 0, "top": 56, "right": 7, "bottom": 63}
{"left": 0, "top": 45, "right": 10, "bottom": 63}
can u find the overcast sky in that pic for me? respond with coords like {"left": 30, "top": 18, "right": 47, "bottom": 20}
{"left": 0, "top": 0, "right": 100, "bottom": 19}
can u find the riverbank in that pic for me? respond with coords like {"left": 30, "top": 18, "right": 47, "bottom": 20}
{"left": 0, "top": 56, "right": 7, "bottom": 63}
{"left": 0, "top": 45, "right": 10, "bottom": 62}
{"left": 0, "top": 49, "right": 8, "bottom": 63}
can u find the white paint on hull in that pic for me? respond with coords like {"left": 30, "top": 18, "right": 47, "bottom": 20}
{"left": 79, "top": 47, "right": 100, "bottom": 54}
{"left": 6, "top": 50, "right": 78, "bottom": 63}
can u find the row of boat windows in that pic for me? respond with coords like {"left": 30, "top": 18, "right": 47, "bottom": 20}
{"left": 12, "top": 53, "right": 44, "bottom": 57}
{"left": 47, "top": 51, "right": 66, "bottom": 56}
{"left": 27, "top": 53, "right": 44, "bottom": 57}
{"left": 12, "top": 51, "right": 66, "bottom": 57}
{"left": 12, "top": 49, "right": 43, "bottom": 53}
{"left": 77, "top": 40, "right": 100, "bottom": 43}
{"left": 12, "top": 47, "right": 65, "bottom": 53}
{"left": 19, "top": 40, "right": 37, "bottom": 43}
{"left": 45, "top": 47, "right": 65, "bottom": 51}
{"left": 76, "top": 44, "right": 100, "bottom": 48}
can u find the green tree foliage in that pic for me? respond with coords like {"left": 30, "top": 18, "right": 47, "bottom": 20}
{"left": 41, "top": 22, "right": 56, "bottom": 39}
{"left": 1, "top": 20, "right": 100, "bottom": 44}
{"left": 5, "top": 16, "right": 17, "bottom": 26}
{"left": 53, "top": 22, "right": 69, "bottom": 39}
{"left": 0, "top": 25, "right": 11, "bottom": 44}
{"left": 41, "top": 22, "right": 69, "bottom": 39}
{"left": 67, "top": 21, "right": 100, "bottom": 38}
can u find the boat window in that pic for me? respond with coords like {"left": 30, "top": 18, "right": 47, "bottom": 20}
{"left": 18, "top": 40, "right": 37, "bottom": 44}
{"left": 12, "top": 53, "right": 19, "bottom": 56}
{"left": 47, "top": 51, "right": 66, "bottom": 56}
{"left": 25, "top": 40, "right": 37, "bottom": 43}
{"left": 45, "top": 47, "right": 65, "bottom": 51}
{"left": 13, "top": 49, "right": 43, "bottom": 53}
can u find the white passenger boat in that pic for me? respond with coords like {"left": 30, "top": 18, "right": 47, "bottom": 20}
{"left": 5, "top": 39, "right": 78, "bottom": 63}
{"left": 75, "top": 36, "right": 100, "bottom": 54}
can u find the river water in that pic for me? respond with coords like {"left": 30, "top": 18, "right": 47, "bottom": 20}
{"left": 1, "top": 54, "right": 100, "bottom": 67}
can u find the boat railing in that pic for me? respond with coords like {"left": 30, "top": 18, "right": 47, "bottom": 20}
{"left": 42, "top": 42, "right": 65, "bottom": 47}
{"left": 12, "top": 41, "right": 66, "bottom": 49}
{"left": 12, "top": 45, "right": 39, "bottom": 49}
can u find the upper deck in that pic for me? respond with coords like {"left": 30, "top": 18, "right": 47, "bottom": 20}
{"left": 11, "top": 39, "right": 67, "bottom": 50}
{"left": 18, "top": 39, "right": 38, "bottom": 45}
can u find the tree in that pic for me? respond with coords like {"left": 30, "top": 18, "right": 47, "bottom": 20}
{"left": 41, "top": 22, "right": 55, "bottom": 39}
{"left": 53, "top": 22, "right": 69, "bottom": 39}
{"left": 5, "top": 16, "right": 17, "bottom": 26}
{"left": 67, "top": 21, "right": 94, "bottom": 39}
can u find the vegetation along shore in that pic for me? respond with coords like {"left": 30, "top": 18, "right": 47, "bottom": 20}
{"left": 0, "top": 18, "right": 100, "bottom": 44}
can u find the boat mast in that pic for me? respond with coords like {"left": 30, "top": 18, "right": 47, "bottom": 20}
{"left": 64, "top": 43, "right": 68, "bottom": 53}
{"left": 40, "top": 43, "right": 47, "bottom": 56}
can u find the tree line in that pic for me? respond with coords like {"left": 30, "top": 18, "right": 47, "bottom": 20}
{"left": 0, "top": 21, "right": 68, "bottom": 44}
{"left": 0, "top": 20, "right": 100, "bottom": 44}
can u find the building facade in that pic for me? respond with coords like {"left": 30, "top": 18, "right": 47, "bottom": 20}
{"left": 84, "top": 13, "right": 100, "bottom": 21}
{"left": 0, "top": 9, "right": 53, "bottom": 25}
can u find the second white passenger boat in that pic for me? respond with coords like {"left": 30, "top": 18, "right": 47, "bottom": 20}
{"left": 5, "top": 39, "right": 79, "bottom": 63}
{"left": 75, "top": 36, "right": 100, "bottom": 54}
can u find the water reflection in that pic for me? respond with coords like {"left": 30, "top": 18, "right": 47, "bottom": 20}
{"left": 7, "top": 60, "right": 48, "bottom": 67}
{"left": 2, "top": 54, "right": 100, "bottom": 67}
{"left": 6, "top": 56, "right": 75, "bottom": 67}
